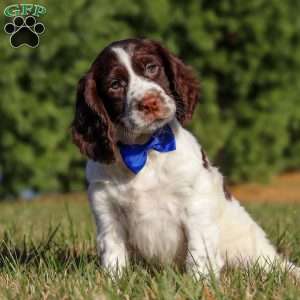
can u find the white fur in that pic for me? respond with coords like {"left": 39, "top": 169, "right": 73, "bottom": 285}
{"left": 86, "top": 119, "right": 300, "bottom": 279}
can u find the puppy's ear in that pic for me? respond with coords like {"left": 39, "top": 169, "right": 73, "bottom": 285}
{"left": 71, "top": 71, "right": 116, "bottom": 163}
{"left": 154, "top": 41, "right": 200, "bottom": 125}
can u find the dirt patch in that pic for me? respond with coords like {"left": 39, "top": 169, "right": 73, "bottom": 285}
{"left": 230, "top": 172, "right": 300, "bottom": 203}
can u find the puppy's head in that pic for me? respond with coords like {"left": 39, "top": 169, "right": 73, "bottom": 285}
{"left": 71, "top": 38, "right": 200, "bottom": 163}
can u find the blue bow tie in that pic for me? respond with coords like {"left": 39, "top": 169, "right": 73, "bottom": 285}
{"left": 118, "top": 125, "right": 176, "bottom": 174}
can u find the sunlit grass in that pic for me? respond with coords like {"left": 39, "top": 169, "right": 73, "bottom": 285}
{"left": 0, "top": 197, "right": 300, "bottom": 299}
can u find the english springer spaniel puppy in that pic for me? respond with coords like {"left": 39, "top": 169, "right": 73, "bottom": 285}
{"left": 71, "top": 38, "right": 299, "bottom": 279}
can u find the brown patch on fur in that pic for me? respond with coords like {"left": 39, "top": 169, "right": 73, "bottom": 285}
{"left": 201, "top": 148, "right": 210, "bottom": 169}
{"left": 71, "top": 72, "right": 117, "bottom": 163}
{"left": 223, "top": 179, "right": 232, "bottom": 201}
{"left": 152, "top": 40, "right": 200, "bottom": 125}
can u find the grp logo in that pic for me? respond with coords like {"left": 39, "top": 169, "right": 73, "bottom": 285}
{"left": 3, "top": 4, "right": 46, "bottom": 48}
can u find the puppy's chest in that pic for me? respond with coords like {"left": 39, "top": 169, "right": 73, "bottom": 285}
{"left": 118, "top": 163, "right": 178, "bottom": 208}
{"left": 114, "top": 160, "right": 187, "bottom": 263}
{"left": 117, "top": 151, "right": 190, "bottom": 206}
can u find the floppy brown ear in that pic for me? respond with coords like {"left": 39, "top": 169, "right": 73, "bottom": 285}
{"left": 71, "top": 72, "right": 116, "bottom": 163}
{"left": 155, "top": 42, "right": 200, "bottom": 125}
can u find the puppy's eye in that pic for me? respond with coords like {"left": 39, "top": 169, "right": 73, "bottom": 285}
{"left": 110, "top": 80, "right": 121, "bottom": 90}
{"left": 145, "top": 63, "right": 159, "bottom": 75}
{"left": 110, "top": 79, "right": 127, "bottom": 91}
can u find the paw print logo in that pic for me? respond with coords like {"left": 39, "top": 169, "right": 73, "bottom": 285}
{"left": 4, "top": 16, "right": 45, "bottom": 48}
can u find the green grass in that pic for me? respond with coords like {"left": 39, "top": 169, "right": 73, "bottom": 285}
{"left": 0, "top": 197, "right": 300, "bottom": 299}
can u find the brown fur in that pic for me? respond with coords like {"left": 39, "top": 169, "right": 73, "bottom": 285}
{"left": 201, "top": 148, "right": 210, "bottom": 169}
{"left": 71, "top": 72, "right": 116, "bottom": 163}
{"left": 223, "top": 179, "right": 232, "bottom": 201}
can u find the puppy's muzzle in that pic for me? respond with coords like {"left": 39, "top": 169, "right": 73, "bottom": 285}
{"left": 137, "top": 91, "right": 169, "bottom": 120}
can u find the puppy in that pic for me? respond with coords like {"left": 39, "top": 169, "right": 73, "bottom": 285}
{"left": 71, "top": 38, "right": 299, "bottom": 279}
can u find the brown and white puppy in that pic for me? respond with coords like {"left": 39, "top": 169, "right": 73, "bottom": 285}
{"left": 71, "top": 38, "right": 299, "bottom": 279}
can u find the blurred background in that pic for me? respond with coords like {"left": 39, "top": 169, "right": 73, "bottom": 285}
{"left": 1, "top": 0, "right": 300, "bottom": 200}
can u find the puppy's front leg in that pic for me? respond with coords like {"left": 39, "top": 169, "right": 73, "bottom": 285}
{"left": 96, "top": 215, "right": 128, "bottom": 275}
{"left": 184, "top": 197, "right": 223, "bottom": 279}
{"left": 88, "top": 183, "right": 128, "bottom": 275}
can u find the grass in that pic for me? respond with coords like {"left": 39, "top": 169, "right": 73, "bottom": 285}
{"left": 0, "top": 196, "right": 300, "bottom": 299}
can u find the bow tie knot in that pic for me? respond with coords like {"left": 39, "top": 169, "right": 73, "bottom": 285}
{"left": 118, "top": 125, "right": 176, "bottom": 174}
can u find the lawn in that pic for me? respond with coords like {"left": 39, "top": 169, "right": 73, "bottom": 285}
{"left": 0, "top": 195, "right": 300, "bottom": 299}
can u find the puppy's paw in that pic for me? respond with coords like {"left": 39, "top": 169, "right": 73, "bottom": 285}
{"left": 100, "top": 246, "right": 128, "bottom": 278}
{"left": 187, "top": 262, "right": 220, "bottom": 281}
{"left": 186, "top": 254, "right": 222, "bottom": 281}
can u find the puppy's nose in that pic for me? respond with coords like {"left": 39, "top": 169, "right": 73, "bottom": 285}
{"left": 138, "top": 93, "right": 161, "bottom": 113}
